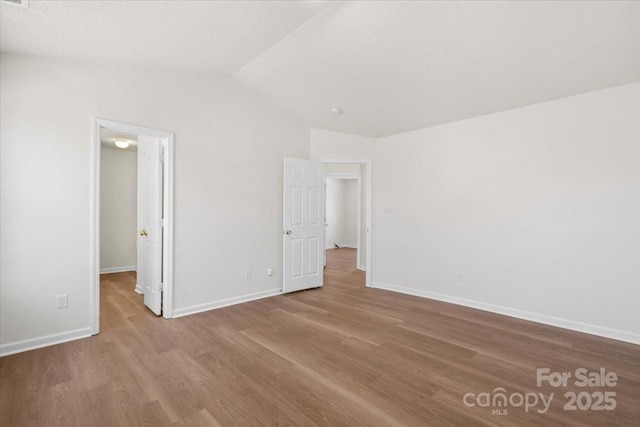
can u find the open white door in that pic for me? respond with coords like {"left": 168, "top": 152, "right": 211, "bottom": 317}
{"left": 283, "top": 158, "right": 325, "bottom": 293}
{"left": 138, "top": 136, "right": 163, "bottom": 315}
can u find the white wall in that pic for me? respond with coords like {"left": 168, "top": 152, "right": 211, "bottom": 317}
{"left": 100, "top": 147, "right": 137, "bottom": 272}
{"left": 343, "top": 179, "right": 358, "bottom": 247}
{"left": 0, "top": 53, "right": 309, "bottom": 353}
{"left": 374, "top": 83, "right": 640, "bottom": 343}
{"left": 310, "top": 85, "right": 640, "bottom": 343}
{"left": 324, "top": 164, "right": 361, "bottom": 175}
{"left": 325, "top": 178, "right": 342, "bottom": 249}
{"left": 310, "top": 129, "right": 377, "bottom": 160}
{"left": 325, "top": 178, "right": 357, "bottom": 249}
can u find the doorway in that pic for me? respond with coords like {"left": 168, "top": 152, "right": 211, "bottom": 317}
{"left": 99, "top": 129, "right": 138, "bottom": 278}
{"left": 91, "top": 118, "right": 174, "bottom": 335}
{"left": 321, "top": 160, "right": 372, "bottom": 287}
{"left": 325, "top": 174, "right": 360, "bottom": 272}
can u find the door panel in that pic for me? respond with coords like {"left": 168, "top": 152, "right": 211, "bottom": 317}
{"left": 138, "top": 136, "right": 163, "bottom": 315}
{"left": 283, "top": 158, "right": 324, "bottom": 293}
{"left": 308, "top": 237, "right": 319, "bottom": 275}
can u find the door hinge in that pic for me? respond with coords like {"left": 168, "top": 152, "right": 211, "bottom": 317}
{"left": 161, "top": 282, "right": 166, "bottom": 292}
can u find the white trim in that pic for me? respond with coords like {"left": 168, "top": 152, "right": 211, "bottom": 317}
{"left": 163, "top": 131, "right": 175, "bottom": 319}
{"left": 134, "top": 284, "right": 144, "bottom": 295}
{"left": 372, "top": 282, "right": 640, "bottom": 345}
{"left": 91, "top": 120, "right": 100, "bottom": 335}
{"left": 92, "top": 118, "right": 175, "bottom": 335}
{"left": 0, "top": 327, "right": 92, "bottom": 357}
{"left": 365, "top": 162, "right": 371, "bottom": 283}
{"left": 320, "top": 159, "right": 373, "bottom": 287}
{"left": 100, "top": 265, "right": 136, "bottom": 274}
{"left": 173, "top": 288, "right": 282, "bottom": 318}
{"left": 319, "top": 158, "right": 371, "bottom": 164}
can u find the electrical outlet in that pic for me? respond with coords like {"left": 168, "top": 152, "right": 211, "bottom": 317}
{"left": 56, "top": 294, "right": 68, "bottom": 309}
{"left": 245, "top": 268, "right": 252, "bottom": 279}
{"left": 267, "top": 266, "right": 273, "bottom": 276}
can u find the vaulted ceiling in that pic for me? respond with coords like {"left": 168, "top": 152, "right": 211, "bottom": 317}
{"left": 2, "top": 1, "right": 639, "bottom": 137}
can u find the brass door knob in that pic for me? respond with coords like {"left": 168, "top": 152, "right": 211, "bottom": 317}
{"left": 139, "top": 229, "right": 148, "bottom": 236}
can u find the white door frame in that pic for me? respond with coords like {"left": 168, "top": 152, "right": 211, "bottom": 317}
{"left": 319, "top": 159, "right": 372, "bottom": 287}
{"left": 324, "top": 173, "right": 362, "bottom": 270}
{"left": 91, "top": 118, "right": 175, "bottom": 334}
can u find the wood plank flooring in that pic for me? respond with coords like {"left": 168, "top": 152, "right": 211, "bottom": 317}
{"left": 1, "top": 248, "right": 639, "bottom": 426}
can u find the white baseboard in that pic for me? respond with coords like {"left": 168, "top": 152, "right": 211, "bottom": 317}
{"left": 173, "top": 288, "right": 282, "bottom": 318}
{"left": 357, "top": 265, "right": 367, "bottom": 271}
{"left": 0, "top": 327, "right": 93, "bottom": 357}
{"left": 134, "top": 284, "right": 144, "bottom": 295}
{"left": 100, "top": 265, "right": 136, "bottom": 274}
{"left": 371, "top": 282, "right": 640, "bottom": 345}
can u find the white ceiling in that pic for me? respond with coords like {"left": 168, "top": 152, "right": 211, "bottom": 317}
{"left": 236, "top": 1, "right": 640, "bottom": 137}
{"left": 2, "top": 1, "right": 639, "bottom": 137}
{"left": 0, "top": 0, "right": 330, "bottom": 74}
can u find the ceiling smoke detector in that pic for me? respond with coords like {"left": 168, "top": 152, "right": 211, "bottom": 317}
{"left": 330, "top": 107, "right": 343, "bottom": 116}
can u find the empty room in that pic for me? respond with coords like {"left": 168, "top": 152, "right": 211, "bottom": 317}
{"left": 1, "top": 1, "right": 638, "bottom": 426}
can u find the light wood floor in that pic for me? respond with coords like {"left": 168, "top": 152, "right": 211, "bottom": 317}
{"left": 1, "top": 248, "right": 639, "bottom": 426}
